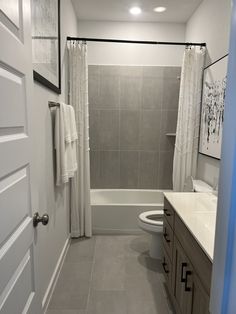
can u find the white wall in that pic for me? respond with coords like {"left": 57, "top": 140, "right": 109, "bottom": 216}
{"left": 186, "top": 0, "right": 232, "bottom": 186}
{"left": 32, "top": 0, "right": 78, "bottom": 308}
{"left": 78, "top": 21, "right": 186, "bottom": 66}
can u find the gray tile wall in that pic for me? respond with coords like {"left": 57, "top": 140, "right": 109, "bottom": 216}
{"left": 89, "top": 65, "right": 181, "bottom": 189}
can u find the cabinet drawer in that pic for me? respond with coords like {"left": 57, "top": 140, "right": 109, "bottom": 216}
{"left": 162, "top": 248, "right": 172, "bottom": 292}
{"left": 164, "top": 198, "right": 175, "bottom": 228}
{"left": 163, "top": 217, "right": 174, "bottom": 261}
{"left": 175, "top": 214, "right": 212, "bottom": 295}
{"left": 173, "top": 238, "right": 193, "bottom": 314}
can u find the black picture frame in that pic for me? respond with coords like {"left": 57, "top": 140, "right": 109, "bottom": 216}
{"left": 198, "top": 54, "right": 228, "bottom": 160}
{"left": 31, "top": 0, "right": 61, "bottom": 94}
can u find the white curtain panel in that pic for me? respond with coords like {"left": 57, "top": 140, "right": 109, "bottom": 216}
{"left": 173, "top": 47, "right": 206, "bottom": 192}
{"left": 68, "top": 41, "right": 92, "bottom": 237}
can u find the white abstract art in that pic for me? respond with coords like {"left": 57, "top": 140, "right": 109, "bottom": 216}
{"left": 31, "top": 0, "right": 60, "bottom": 93}
{"left": 199, "top": 56, "right": 228, "bottom": 159}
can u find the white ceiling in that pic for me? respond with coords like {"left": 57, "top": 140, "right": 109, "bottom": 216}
{"left": 72, "top": 0, "right": 203, "bottom": 23}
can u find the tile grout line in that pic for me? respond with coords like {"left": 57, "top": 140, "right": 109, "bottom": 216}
{"left": 85, "top": 236, "right": 97, "bottom": 313}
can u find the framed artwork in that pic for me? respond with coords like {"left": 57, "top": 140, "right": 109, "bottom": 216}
{"left": 199, "top": 55, "right": 228, "bottom": 160}
{"left": 31, "top": 0, "right": 61, "bottom": 94}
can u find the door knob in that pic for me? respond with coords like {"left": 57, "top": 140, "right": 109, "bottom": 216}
{"left": 33, "top": 212, "right": 49, "bottom": 227}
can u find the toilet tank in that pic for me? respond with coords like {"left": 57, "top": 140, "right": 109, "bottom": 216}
{"left": 184, "top": 176, "right": 213, "bottom": 192}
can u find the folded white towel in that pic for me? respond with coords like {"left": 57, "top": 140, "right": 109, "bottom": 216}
{"left": 68, "top": 105, "right": 78, "bottom": 142}
{"left": 65, "top": 105, "right": 78, "bottom": 178}
{"left": 54, "top": 103, "right": 78, "bottom": 186}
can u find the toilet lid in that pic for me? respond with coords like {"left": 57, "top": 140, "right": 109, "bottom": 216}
{"left": 139, "top": 210, "right": 163, "bottom": 226}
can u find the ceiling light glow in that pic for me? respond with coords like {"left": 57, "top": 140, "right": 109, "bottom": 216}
{"left": 154, "top": 6, "right": 167, "bottom": 13}
{"left": 129, "top": 6, "right": 142, "bottom": 15}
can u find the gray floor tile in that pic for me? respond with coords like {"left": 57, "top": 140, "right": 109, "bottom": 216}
{"left": 126, "top": 294, "right": 171, "bottom": 314}
{"left": 59, "top": 261, "right": 93, "bottom": 282}
{"left": 125, "top": 275, "right": 172, "bottom": 314}
{"left": 121, "top": 234, "right": 150, "bottom": 257}
{"left": 48, "top": 277, "right": 90, "bottom": 310}
{"left": 65, "top": 237, "right": 96, "bottom": 262}
{"left": 87, "top": 290, "right": 127, "bottom": 314}
{"left": 47, "top": 310, "right": 86, "bottom": 314}
{"left": 94, "top": 235, "right": 126, "bottom": 258}
{"left": 92, "top": 256, "right": 125, "bottom": 291}
{"left": 125, "top": 255, "right": 162, "bottom": 279}
{"left": 48, "top": 235, "right": 173, "bottom": 314}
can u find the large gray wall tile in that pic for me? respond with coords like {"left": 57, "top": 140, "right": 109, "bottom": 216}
{"left": 120, "top": 110, "right": 140, "bottom": 150}
{"left": 99, "top": 110, "right": 119, "bottom": 150}
{"left": 160, "top": 135, "right": 176, "bottom": 154}
{"left": 89, "top": 65, "right": 179, "bottom": 189}
{"left": 163, "top": 78, "right": 180, "bottom": 110}
{"left": 100, "top": 75, "right": 120, "bottom": 109}
{"left": 100, "top": 151, "right": 120, "bottom": 188}
{"left": 163, "top": 66, "right": 181, "bottom": 79}
{"left": 89, "top": 110, "right": 119, "bottom": 151}
{"left": 88, "top": 65, "right": 100, "bottom": 77}
{"left": 142, "top": 77, "right": 163, "bottom": 110}
{"left": 140, "top": 110, "right": 161, "bottom": 151}
{"left": 142, "top": 66, "right": 164, "bottom": 78}
{"left": 139, "top": 152, "right": 159, "bottom": 189}
{"left": 158, "top": 151, "right": 174, "bottom": 189}
{"left": 120, "top": 66, "right": 143, "bottom": 77}
{"left": 120, "top": 77, "right": 142, "bottom": 109}
{"left": 100, "top": 65, "right": 121, "bottom": 76}
{"left": 89, "top": 110, "right": 100, "bottom": 150}
{"left": 120, "top": 151, "right": 139, "bottom": 188}
{"left": 90, "top": 151, "right": 100, "bottom": 189}
{"left": 88, "top": 66, "right": 100, "bottom": 108}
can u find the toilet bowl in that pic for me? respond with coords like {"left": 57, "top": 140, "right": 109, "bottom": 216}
{"left": 138, "top": 210, "right": 163, "bottom": 259}
{"left": 138, "top": 179, "right": 213, "bottom": 260}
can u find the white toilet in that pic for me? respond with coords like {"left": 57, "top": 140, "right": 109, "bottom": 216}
{"left": 138, "top": 178, "right": 214, "bottom": 259}
{"left": 138, "top": 210, "right": 164, "bottom": 259}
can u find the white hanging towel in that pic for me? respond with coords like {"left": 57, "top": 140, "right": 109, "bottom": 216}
{"left": 54, "top": 103, "right": 78, "bottom": 186}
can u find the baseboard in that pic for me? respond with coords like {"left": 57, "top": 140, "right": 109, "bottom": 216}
{"left": 42, "top": 237, "right": 71, "bottom": 313}
{"left": 92, "top": 228, "right": 145, "bottom": 235}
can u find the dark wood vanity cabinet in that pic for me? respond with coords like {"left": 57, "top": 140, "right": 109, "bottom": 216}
{"left": 162, "top": 197, "right": 212, "bottom": 314}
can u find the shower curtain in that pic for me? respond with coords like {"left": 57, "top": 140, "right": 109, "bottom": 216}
{"left": 68, "top": 41, "right": 92, "bottom": 237}
{"left": 173, "top": 46, "right": 206, "bottom": 192}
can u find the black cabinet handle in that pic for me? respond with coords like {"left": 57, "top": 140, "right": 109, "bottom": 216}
{"left": 184, "top": 271, "right": 192, "bottom": 292}
{"left": 162, "top": 262, "right": 170, "bottom": 274}
{"left": 163, "top": 229, "right": 171, "bottom": 243}
{"left": 181, "top": 262, "right": 188, "bottom": 282}
{"left": 164, "top": 209, "right": 171, "bottom": 217}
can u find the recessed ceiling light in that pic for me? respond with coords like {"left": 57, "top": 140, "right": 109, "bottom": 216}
{"left": 129, "top": 6, "right": 142, "bottom": 15}
{"left": 154, "top": 6, "right": 167, "bottom": 13}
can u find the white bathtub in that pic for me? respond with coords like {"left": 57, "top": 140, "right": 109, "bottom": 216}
{"left": 91, "top": 189, "right": 167, "bottom": 234}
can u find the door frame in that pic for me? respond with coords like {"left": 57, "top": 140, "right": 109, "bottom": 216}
{"left": 210, "top": 0, "right": 236, "bottom": 312}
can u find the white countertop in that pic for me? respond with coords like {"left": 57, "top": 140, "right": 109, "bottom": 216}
{"left": 164, "top": 192, "right": 217, "bottom": 261}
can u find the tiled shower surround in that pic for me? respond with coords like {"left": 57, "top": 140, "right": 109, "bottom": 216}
{"left": 88, "top": 65, "right": 181, "bottom": 189}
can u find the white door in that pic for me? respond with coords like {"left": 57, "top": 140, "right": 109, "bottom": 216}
{"left": 0, "top": 0, "right": 42, "bottom": 313}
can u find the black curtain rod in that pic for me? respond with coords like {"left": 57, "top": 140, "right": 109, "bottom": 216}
{"left": 67, "top": 37, "right": 206, "bottom": 47}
